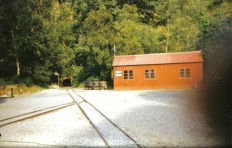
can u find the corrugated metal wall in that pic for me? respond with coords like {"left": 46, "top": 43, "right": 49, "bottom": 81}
{"left": 113, "top": 63, "right": 203, "bottom": 90}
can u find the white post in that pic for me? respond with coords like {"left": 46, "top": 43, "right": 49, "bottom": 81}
{"left": 54, "top": 72, "right": 59, "bottom": 87}
{"left": 113, "top": 44, "right": 116, "bottom": 56}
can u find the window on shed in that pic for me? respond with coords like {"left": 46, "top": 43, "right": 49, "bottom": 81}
{"left": 124, "top": 70, "right": 128, "bottom": 79}
{"left": 180, "top": 68, "right": 185, "bottom": 78}
{"left": 180, "top": 68, "right": 191, "bottom": 78}
{"left": 186, "top": 68, "right": 190, "bottom": 78}
{"left": 129, "top": 70, "right": 133, "bottom": 79}
{"left": 145, "top": 70, "right": 149, "bottom": 78}
{"left": 145, "top": 69, "right": 155, "bottom": 79}
{"left": 124, "top": 70, "right": 133, "bottom": 80}
{"left": 150, "top": 69, "right": 155, "bottom": 78}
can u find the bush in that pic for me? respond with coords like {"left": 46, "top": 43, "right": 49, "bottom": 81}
{"left": 72, "top": 77, "right": 84, "bottom": 88}
{"left": 86, "top": 76, "right": 100, "bottom": 81}
{"left": 0, "top": 78, "right": 15, "bottom": 86}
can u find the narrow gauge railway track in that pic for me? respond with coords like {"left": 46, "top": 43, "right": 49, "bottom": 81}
{"left": 0, "top": 101, "right": 76, "bottom": 127}
{"left": 0, "top": 89, "right": 142, "bottom": 147}
{"left": 67, "top": 89, "right": 142, "bottom": 148}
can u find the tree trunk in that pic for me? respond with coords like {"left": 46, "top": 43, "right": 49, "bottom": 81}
{"left": 11, "top": 30, "right": 20, "bottom": 77}
{"left": 16, "top": 58, "right": 20, "bottom": 76}
{"left": 166, "top": 24, "right": 169, "bottom": 53}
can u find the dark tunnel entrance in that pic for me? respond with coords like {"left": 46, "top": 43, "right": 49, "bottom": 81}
{"left": 63, "top": 78, "right": 71, "bottom": 87}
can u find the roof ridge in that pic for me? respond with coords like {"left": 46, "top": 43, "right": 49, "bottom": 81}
{"left": 114, "top": 50, "right": 201, "bottom": 57}
{"left": 113, "top": 50, "right": 202, "bottom": 67}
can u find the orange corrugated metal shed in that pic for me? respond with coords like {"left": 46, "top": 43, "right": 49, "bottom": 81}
{"left": 112, "top": 51, "right": 203, "bottom": 90}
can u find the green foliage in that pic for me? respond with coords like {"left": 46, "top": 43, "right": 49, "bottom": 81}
{"left": 198, "top": 1, "right": 229, "bottom": 51}
{"left": 87, "top": 76, "right": 100, "bottom": 81}
{"left": 0, "top": 78, "right": 16, "bottom": 86}
{"left": 0, "top": 0, "right": 231, "bottom": 87}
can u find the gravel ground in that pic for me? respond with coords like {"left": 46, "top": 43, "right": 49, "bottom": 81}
{"left": 76, "top": 89, "right": 224, "bottom": 147}
{"left": 0, "top": 89, "right": 105, "bottom": 147}
{"left": 0, "top": 89, "right": 73, "bottom": 120}
{"left": 0, "top": 89, "right": 226, "bottom": 147}
{"left": 80, "top": 102, "right": 137, "bottom": 147}
{"left": 0, "top": 105, "right": 105, "bottom": 147}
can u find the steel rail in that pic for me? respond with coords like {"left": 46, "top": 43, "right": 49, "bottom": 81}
{"left": 0, "top": 101, "right": 76, "bottom": 127}
{"left": 67, "top": 89, "right": 110, "bottom": 147}
{"left": 68, "top": 89, "right": 143, "bottom": 148}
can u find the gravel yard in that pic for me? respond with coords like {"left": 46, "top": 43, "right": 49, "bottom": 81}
{"left": 0, "top": 89, "right": 226, "bottom": 147}
{"left": 77, "top": 89, "right": 224, "bottom": 147}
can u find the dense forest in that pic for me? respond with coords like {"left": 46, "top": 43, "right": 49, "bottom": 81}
{"left": 0, "top": 0, "right": 231, "bottom": 87}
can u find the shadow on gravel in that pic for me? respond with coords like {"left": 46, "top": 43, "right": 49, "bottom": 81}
{"left": 138, "top": 90, "right": 194, "bottom": 105}
{"left": 131, "top": 89, "right": 225, "bottom": 146}
{"left": 0, "top": 97, "right": 7, "bottom": 104}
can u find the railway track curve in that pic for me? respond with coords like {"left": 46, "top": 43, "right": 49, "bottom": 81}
{"left": 67, "top": 88, "right": 142, "bottom": 148}
{"left": 0, "top": 88, "right": 143, "bottom": 147}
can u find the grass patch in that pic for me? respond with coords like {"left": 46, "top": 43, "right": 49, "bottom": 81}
{"left": 0, "top": 79, "right": 46, "bottom": 95}
{"left": 20, "top": 84, "right": 45, "bottom": 93}
{"left": 75, "top": 82, "right": 85, "bottom": 88}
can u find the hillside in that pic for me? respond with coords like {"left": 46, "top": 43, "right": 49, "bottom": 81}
{"left": 0, "top": 0, "right": 231, "bottom": 86}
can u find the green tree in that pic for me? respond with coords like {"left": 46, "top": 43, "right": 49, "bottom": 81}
{"left": 75, "top": 5, "right": 115, "bottom": 83}
{"left": 0, "top": 0, "right": 231, "bottom": 87}
{"left": 45, "top": 1, "right": 77, "bottom": 78}
{"left": 0, "top": 0, "right": 46, "bottom": 84}
{"left": 114, "top": 4, "right": 167, "bottom": 54}
{"left": 199, "top": 0, "right": 230, "bottom": 53}
{"left": 0, "top": 0, "right": 78, "bottom": 85}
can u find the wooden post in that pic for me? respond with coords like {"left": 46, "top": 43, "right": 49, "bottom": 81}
{"left": 10, "top": 88, "right": 14, "bottom": 97}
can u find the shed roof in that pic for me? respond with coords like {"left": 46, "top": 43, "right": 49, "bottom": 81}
{"left": 112, "top": 50, "right": 203, "bottom": 66}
